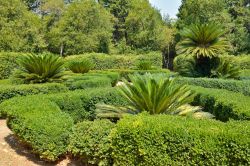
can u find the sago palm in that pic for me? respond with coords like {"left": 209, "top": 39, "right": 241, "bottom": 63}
{"left": 210, "top": 58, "right": 241, "bottom": 79}
{"left": 68, "top": 58, "right": 95, "bottom": 74}
{"left": 13, "top": 54, "right": 66, "bottom": 83}
{"left": 119, "top": 73, "right": 195, "bottom": 115}
{"left": 176, "top": 23, "right": 229, "bottom": 58}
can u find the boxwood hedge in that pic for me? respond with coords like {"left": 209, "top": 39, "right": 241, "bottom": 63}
{"left": 5, "top": 97, "right": 74, "bottom": 161}
{"left": 110, "top": 114, "right": 250, "bottom": 166}
{"left": 176, "top": 77, "right": 250, "bottom": 96}
{"left": 191, "top": 86, "right": 250, "bottom": 121}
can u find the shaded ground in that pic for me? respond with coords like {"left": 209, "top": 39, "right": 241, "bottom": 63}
{"left": 0, "top": 120, "right": 84, "bottom": 166}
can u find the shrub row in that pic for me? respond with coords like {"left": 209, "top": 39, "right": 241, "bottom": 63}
{"left": 1, "top": 87, "right": 127, "bottom": 122}
{"left": 0, "top": 83, "right": 68, "bottom": 104}
{"left": 65, "top": 52, "right": 162, "bottom": 70}
{"left": 65, "top": 72, "right": 120, "bottom": 90}
{"left": 68, "top": 115, "right": 250, "bottom": 165}
{"left": 191, "top": 86, "right": 250, "bottom": 121}
{"left": 5, "top": 97, "right": 74, "bottom": 161}
{"left": 176, "top": 77, "right": 250, "bottom": 96}
{"left": 0, "top": 87, "right": 127, "bottom": 160}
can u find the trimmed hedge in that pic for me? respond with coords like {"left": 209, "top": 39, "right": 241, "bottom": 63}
{"left": 176, "top": 77, "right": 250, "bottom": 96}
{"left": 191, "top": 86, "right": 250, "bottom": 121}
{"left": 1, "top": 87, "right": 128, "bottom": 122}
{"left": 110, "top": 114, "right": 250, "bottom": 166}
{"left": 0, "top": 83, "right": 68, "bottom": 104}
{"left": 240, "top": 69, "right": 250, "bottom": 80}
{"left": 65, "top": 52, "right": 162, "bottom": 70}
{"left": 65, "top": 72, "right": 120, "bottom": 90}
{"left": 106, "top": 69, "right": 175, "bottom": 80}
{"left": 4, "top": 97, "right": 73, "bottom": 161}
{"left": 69, "top": 120, "right": 115, "bottom": 165}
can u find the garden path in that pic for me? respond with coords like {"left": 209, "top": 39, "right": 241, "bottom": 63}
{"left": 0, "top": 120, "right": 82, "bottom": 166}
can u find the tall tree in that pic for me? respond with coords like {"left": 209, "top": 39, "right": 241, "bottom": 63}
{"left": 177, "top": 0, "right": 250, "bottom": 54}
{"left": 48, "top": 0, "right": 113, "bottom": 55}
{"left": 0, "top": 0, "right": 46, "bottom": 52}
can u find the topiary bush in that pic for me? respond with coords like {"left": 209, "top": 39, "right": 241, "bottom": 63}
{"left": 110, "top": 114, "right": 250, "bottom": 166}
{"left": 68, "top": 120, "right": 115, "bottom": 165}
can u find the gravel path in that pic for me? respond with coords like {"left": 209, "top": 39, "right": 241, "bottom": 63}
{"left": 0, "top": 120, "right": 83, "bottom": 166}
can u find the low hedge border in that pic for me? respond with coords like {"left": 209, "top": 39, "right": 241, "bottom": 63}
{"left": 5, "top": 97, "right": 74, "bottom": 161}
{"left": 0, "top": 83, "right": 68, "bottom": 104}
{"left": 176, "top": 77, "right": 250, "bottom": 96}
{"left": 0, "top": 87, "right": 128, "bottom": 122}
{"left": 110, "top": 114, "right": 250, "bottom": 165}
{"left": 191, "top": 86, "right": 250, "bottom": 121}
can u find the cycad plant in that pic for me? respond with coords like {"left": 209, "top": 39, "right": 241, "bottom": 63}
{"left": 176, "top": 23, "right": 229, "bottom": 58}
{"left": 176, "top": 23, "right": 230, "bottom": 77}
{"left": 13, "top": 54, "right": 66, "bottom": 83}
{"left": 68, "top": 59, "right": 95, "bottom": 74}
{"left": 210, "top": 58, "right": 241, "bottom": 79}
{"left": 96, "top": 73, "right": 195, "bottom": 117}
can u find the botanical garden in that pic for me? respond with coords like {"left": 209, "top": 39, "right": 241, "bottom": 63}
{"left": 0, "top": 0, "right": 249, "bottom": 165}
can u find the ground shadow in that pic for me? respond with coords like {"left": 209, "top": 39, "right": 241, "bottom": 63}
{"left": 4, "top": 134, "right": 85, "bottom": 166}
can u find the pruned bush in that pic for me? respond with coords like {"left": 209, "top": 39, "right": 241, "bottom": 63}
{"left": 0, "top": 83, "right": 68, "bottom": 105}
{"left": 176, "top": 77, "right": 250, "bottom": 96}
{"left": 68, "top": 120, "right": 115, "bottom": 165}
{"left": 4, "top": 97, "right": 74, "bottom": 161}
{"left": 13, "top": 54, "right": 66, "bottom": 83}
{"left": 191, "top": 86, "right": 250, "bottom": 121}
{"left": 110, "top": 114, "right": 250, "bottom": 165}
{"left": 68, "top": 59, "right": 95, "bottom": 74}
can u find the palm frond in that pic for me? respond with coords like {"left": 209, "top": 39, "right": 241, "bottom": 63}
{"left": 13, "top": 54, "right": 66, "bottom": 84}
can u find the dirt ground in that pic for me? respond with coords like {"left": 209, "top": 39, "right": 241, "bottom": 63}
{"left": 0, "top": 120, "right": 84, "bottom": 166}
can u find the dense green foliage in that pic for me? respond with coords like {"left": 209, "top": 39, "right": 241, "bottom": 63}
{"left": 176, "top": 77, "right": 250, "bottom": 96}
{"left": 0, "top": 0, "right": 46, "bottom": 52}
{"left": 110, "top": 114, "right": 250, "bottom": 165}
{"left": 48, "top": 0, "right": 113, "bottom": 55}
{"left": 191, "top": 86, "right": 250, "bottom": 121}
{"left": 65, "top": 52, "right": 162, "bottom": 70}
{"left": 69, "top": 120, "right": 115, "bottom": 165}
{"left": 13, "top": 54, "right": 66, "bottom": 83}
{"left": 0, "top": 52, "right": 26, "bottom": 79}
{"left": 0, "top": 83, "right": 67, "bottom": 104}
{"left": 119, "top": 74, "right": 195, "bottom": 114}
{"left": 5, "top": 97, "right": 73, "bottom": 161}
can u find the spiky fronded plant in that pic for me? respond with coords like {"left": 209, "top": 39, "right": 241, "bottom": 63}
{"left": 176, "top": 23, "right": 230, "bottom": 59}
{"left": 68, "top": 59, "right": 95, "bottom": 74}
{"left": 119, "top": 73, "right": 195, "bottom": 115}
{"left": 13, "top": 54, "right": 66, "bottom": 83}
{"left": 210, "top": 58, "right": 241, "bottom": 79}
